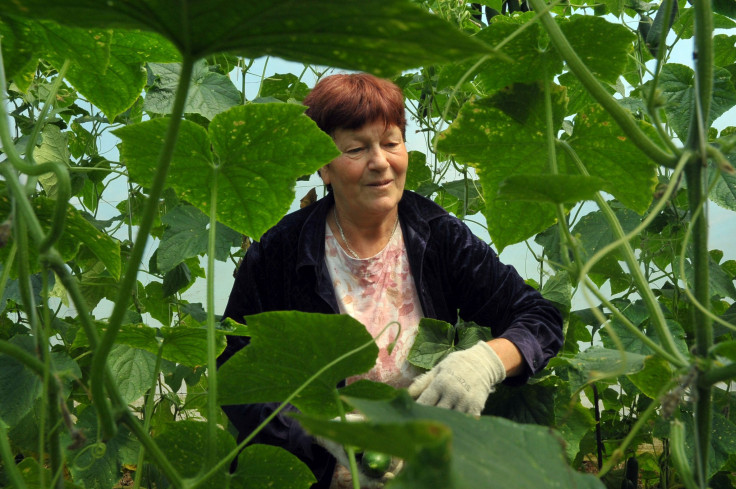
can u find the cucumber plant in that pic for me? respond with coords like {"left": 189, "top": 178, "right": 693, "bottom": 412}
{"left": 0, "top": 1, "right": 734, "bottom": 488}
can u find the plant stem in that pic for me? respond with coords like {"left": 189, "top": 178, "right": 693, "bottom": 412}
{"left": 528, "top": 0, "right": 677, "bottom": 168}
{"left": 91, "top": 55, "right": 195, "bottom": 440}
{"left": 559, "top": 141, "right": 689, "bottom": 367}
{"left": 687, "top": 2, "right": 714, "bottom": 485}
{"left": 205, "top": 162, "right": 219, "bottom": 471}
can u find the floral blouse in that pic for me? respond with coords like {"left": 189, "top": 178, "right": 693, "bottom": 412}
{"left": 325, "top": 221, "right": 424, "bottom": 388}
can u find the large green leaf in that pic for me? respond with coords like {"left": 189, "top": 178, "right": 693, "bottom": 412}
{"left": 444, "top": 13, "right": 561, "bottom": 93}
{"left": 72, "top": 322, "right": 227, "bottom": 368}
{"left": 114, "top": 103, "right": 339, "bottom": 240}
{"left": 157, "top": 205, "right": 241, "bottom": 273}
{"left": 217, "top": 311, "right": 378, "bottom": 417}
{"left": 232, "top": 444, "right": 316, "bottom": 489}
{"left": 497, "top": 174, "right": 606, "bottom": 204}
{"left": 0, "top": 0, "right": 489, "bottom": 76}
{"left": 436, "top": 82, "right": 568, "bottom": 250}
{"left": 0, "top": 16, "right": 42, "bottom": 85}
{"left": 144, "top": 61, "right": 241, "bottom": 120}
{"left": 559, "top": 15, "right": 636, "bottom": 85}
{"left": 483, "top": 378, "right": 556, "bottom": 426}
{"left": 564, "top": 346, "right": 648, "bottom": 393}
{"left": 656, "top": 63, "right": 736, "bottom": 141}
{"left": 154, "top": 421, "right": 235, "bottom": 489}
{"left": 300, "top": 392, "right": 604, "bottom": 489}
{"left": 407, "top": 318, "right": 493, "bottom": 370}
{"left": 107, "top": 344, "right": 156, "bottom": 404}
{"left": 566, "top": 104, "right": 659, "bottom": 213}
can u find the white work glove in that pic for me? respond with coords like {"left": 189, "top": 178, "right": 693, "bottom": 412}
{"left": 315, "top": 414, "right": 403, "bottom": 489}
{"left": 408, "top": 341, "right": 506, "bottom": 417}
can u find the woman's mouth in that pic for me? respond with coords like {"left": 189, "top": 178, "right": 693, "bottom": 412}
{"left": 368, "top": 179, "right": 393, "bottom": 187}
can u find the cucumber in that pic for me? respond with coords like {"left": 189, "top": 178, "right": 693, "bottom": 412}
{"left": 360, "top": 450, "right": 392, "bottom": 478}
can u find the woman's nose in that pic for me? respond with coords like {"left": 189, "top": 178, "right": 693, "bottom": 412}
{"left": 366, "top": 145, "right": 390, "bottom": 169}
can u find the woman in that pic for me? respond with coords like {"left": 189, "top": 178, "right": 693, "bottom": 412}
{"left": 218, "top": 73, "right": 563, "bottom": 488}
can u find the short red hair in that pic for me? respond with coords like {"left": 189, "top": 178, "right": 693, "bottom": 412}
{"left": 303, "top": 73, "right": 406, "bottom": 140}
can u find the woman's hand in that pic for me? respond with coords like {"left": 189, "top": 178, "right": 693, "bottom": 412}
{"left": 407, "top": 340, "right": 507, "bottom": 417}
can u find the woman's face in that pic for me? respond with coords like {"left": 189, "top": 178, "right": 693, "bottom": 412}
{"left": 321, "top": 120, "right": 408, "bottom": 219}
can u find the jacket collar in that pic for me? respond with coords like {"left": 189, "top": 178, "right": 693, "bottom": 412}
{"left": 295, "top": 189, "right": 445, "bottom": 270}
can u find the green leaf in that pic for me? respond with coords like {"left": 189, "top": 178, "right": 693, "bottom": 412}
{"left": 677, "top": 411, "right": 736, "bottom": 480}
{"left": 73, "top": 322, "right": 226, "bottom": 368}
{"left": 107, "top": 344, "right": 157, "bottom": 404}
{"left": 137, "top": 281, "right": 172, "bottom": 325}
{"left": 297, "top": 399, "right": 452, "bottom": 488}
{"left": 571, "top": 205, "right": 642, "bottom": 262}
{"left": 436, "top": 82, "right": 568, "bottom": 251}
{"left": 559, "top": 15, "right": 636, "bottom": 85}
{"left": 232, "top": 444, "right": 316, "bottom": 489}
{"left": 157, "top": 205, "right": 241, "bottom": 273}
{"left": 565, "top": 346, "right": 648, "bottom": 393}
{"left": 114, "top": 104, "right": 339, "bottom": 240}
{"left": 0, "top": 16, "right": 42, "bottom": 85}
{"left": 484, "top": 378, "right": 556, "bottom": 426}
{"left": 1, "top": 0, "right": 490, "bottom": 77}
{"left": 204, "top": 104, "right": 339, "bottom": 238}
{"left": 627, "top": 355, "right": 674, "bottom": 399}
{"left": 34, "top": 124, "right": 71, "bottom": 200}
{"left": 555, "top": 398, "right": 596, "bottom": 463}
{"left": 259, "top": 72, "right": 311, "bottom": 103}
{"left": 0, "top": 336, "right": 43, "bottom": 427}
{"left": 498, "top": 174, "right": 606, "bottom": 204}
{"left": 70, "top": 407, "right": 137, "bottom": 489}
{"left": 301, "top": 392, "right": 604, "bottom": 489}
{"left": 656, "top": 63, "right": 736, "bottom": 141}
{"left": 407, "top": 318, "right": 493, "bottom": 370}
{"left": 162, "top": 262, "right": 192, "bottom": 296}
{"left": 154, "top": 421, "right": 235, "bottom": 489}
{"left": 39, "top": 20, "right": 111, "bottom": 74}
{"left": 452, "top": 13, "right": 562, "bottom": 93}
{"left": 405, "top": 150, "right": 433, "bottom": 192}
{"left": 434, "top": 178, "right": 484, "bottom": 218}
{"left": 710, "top": 164, "right": 736, "bottom": 211}
{"left": 217, "top": 311, "right": 378, "bottom": 417}
{"left": 541, "top": 270, "right": 572, "bottom": 317}
{"left": 145, "top": 61, "right": 241, "bottom": 120}
{"left": 566, "top": 104, "right": 658, "bottom": 213}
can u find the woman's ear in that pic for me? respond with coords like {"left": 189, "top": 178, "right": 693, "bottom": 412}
{"left": 318, "top": 164, "right": 331, "bottom": 186}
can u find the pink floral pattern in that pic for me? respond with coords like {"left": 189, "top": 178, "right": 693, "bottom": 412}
{"left": 325, "top": 221, "right": 423, "bottom": 389}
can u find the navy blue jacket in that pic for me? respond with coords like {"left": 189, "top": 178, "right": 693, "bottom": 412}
{"left": 218, "top": 190, "right": 563, "bottom": 487}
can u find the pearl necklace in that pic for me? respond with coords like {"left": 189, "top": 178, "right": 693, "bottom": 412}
{"left": 333, "top": 206, "right": 399, "bottom": 259}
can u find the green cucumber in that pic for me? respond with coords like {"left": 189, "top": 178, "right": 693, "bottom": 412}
{"left": 360, "top": 450, "right": 392, "bottom": 478}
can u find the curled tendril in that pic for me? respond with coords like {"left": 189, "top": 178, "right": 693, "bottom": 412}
{"left": 72, "top": 441, "right": 107, "bottom": 470}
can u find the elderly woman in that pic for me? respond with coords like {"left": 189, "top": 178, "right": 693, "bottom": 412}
{"left": 218, "top": 73, "right": 563, "bottom": 488}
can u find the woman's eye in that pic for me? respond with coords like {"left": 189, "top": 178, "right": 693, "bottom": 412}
{"left": 345, "top": 147, "right": 364, "bottom": 155}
